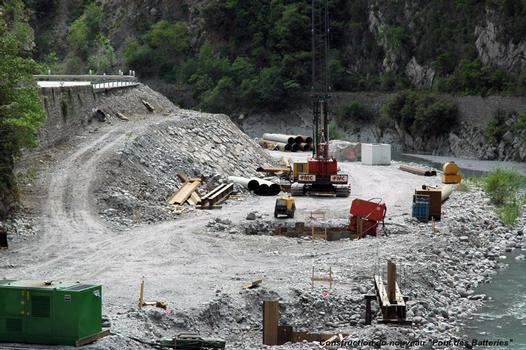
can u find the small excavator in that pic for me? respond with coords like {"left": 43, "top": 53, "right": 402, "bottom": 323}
{"left": 290, "top": 0, "right": 350, "bottom": 197}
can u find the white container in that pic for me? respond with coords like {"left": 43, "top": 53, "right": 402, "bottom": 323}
{"left": 361, "top": 143, "right": 391, "bottom": 165}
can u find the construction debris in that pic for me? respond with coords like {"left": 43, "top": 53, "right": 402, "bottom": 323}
{"left": 242, "top": 279, "right": 263, "bottom": 289}
{"left": 116, "top": 112, "right": 129, "bottom": 121}
{"left": 138, "top": 277, "right": 167, "bottom": 310}
{"left": 158, "top": 334, "right": 225, "bottom": 349}
{"left": 200, "top": 183, "right": 234, "bottom": 208}
{"left": 141, "top": 99, "right": 155, "bottom": 112}
{"left": 399, "top": 163, "right": 437, "bottom": 176}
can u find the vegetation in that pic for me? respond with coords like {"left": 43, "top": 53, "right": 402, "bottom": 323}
{"left": 24, "top": 0, "right": 526, "bottom": 112}
{"left": 484, "top": 110, "right": 526, "bottom": 143}
{"left": 335, "top": 101, "right": 372, "bottom": 128}
{"left": 0, "top": 0, "right": 45, "bottom": 219}
{"left": 380, "top": 91, "right": 458, "bottom": 137}
{"left": 483, "top": 168, "right": 525, "bottom": 225}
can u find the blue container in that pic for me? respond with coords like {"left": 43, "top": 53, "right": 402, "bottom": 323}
{"left": 412, "top": 195, "right": 430, "bottom": 222}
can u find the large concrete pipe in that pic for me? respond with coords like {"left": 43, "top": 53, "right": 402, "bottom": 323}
{"left": 228, "top": 176, "right": 251, "bottom": 189}
{"left": 262, "top": 133, "right": 295, "bottom": 144}
{"left": 249, "top": 178, "right": 281, "bottom": 196}
{"left": 290, "top": 143, "right": 300, "bottom": 152}
{"left": 441, "top": 185, "right": 453, "bottom": 202}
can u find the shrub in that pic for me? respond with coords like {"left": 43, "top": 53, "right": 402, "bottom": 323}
{"left": 380, "top": 91, "right": 458, "bottom": 137}
{"left": 484, "top": 110, "right": 508, "bottom": 143}
{"left": 483, "top": 168, "right": 525, "bottom": 206}
{"left": 336, "top": 101, "right": 371, "bottom": 126}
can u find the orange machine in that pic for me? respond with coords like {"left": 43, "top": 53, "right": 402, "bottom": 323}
{"left": 349, "top": 198, "right": 387, "bottom": 237}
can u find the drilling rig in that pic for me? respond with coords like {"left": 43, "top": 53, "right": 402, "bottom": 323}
{"left": 290, "top": 0, "right": 350, "bottom": 197}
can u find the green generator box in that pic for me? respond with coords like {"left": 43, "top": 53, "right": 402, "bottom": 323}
{"left": 0, "top": 280, "right": 103, "bottom": 346}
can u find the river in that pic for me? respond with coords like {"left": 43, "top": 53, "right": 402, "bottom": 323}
{"left": 400, "top": 153, "right": 526, "bottom": 349}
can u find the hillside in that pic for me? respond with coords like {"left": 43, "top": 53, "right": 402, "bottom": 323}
{"left": 28, "top": 0, "right": 526, "bottom": 113}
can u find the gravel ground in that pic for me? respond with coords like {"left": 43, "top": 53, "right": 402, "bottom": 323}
{"left": 1, "top": 85, "right": 525, "bottom": 350}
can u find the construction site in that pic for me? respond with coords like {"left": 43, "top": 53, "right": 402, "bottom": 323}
{"left": 1, "top": 1, "right": 526, "bottom": 350}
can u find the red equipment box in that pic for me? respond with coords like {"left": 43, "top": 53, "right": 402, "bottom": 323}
{"left": 349, "top": 199, "right": 387, "bottom": 236}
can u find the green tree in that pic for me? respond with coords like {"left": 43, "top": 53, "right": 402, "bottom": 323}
{"left": 0, "top": 0, "right": 45, "bottom": 218}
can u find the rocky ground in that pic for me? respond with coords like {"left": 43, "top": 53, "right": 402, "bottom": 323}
{"left": 1, "top": 84, "right": 525, "bottom": 350}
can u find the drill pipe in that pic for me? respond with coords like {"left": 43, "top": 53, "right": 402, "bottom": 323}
{"left": 262, "top": 133, "right": 295, "bottom": 144}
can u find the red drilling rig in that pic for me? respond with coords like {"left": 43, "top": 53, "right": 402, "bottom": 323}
{"left": 290, "top": 0, "right": 350, "bottom": 197}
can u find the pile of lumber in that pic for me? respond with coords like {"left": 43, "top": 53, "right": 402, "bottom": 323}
{"left": 166, "top": 172, "right": 234, "bottom": 210}
{"left": 167, "top": 173, "right": 202, "bottom": 206}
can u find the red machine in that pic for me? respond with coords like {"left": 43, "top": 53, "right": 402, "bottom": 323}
{"left": 290, "top": 0, "right": 350, "bottom": 197}
{"left": 349, "top": 198, "right": 387, "bottom": 237}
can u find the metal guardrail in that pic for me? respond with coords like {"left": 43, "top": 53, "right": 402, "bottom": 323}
{"left": 34, "top": 74, "right": 138, "bottom": 83}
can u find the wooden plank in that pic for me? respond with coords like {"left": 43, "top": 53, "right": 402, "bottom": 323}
{"left": 242, "top": 279, "right": 263, "bottom": 289}
{"left": 277, "top": 325, "right": 293, "bottom": 345}
{"left": 168, "top": 181, "right": 200, "bottom": 205}
{"left": 291, "top": 331, "right": 309, "bottom": 343}
{"left": 263, "top": 300, "right": 279, "bottom": 345}
{"left": 387, "top": 261, "right": 396, "bottom": 303}
{"left": 375, "top": 275, "right": 390, "bottom": 306}
{"left": 75, "top": 329, "right": 111, "bottom": 347}
{"left": 176, "top": 172, "right": 189, "bottom": 183}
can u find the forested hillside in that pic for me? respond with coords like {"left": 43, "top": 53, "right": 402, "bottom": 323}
{"left": 26, "top": 0, "right": 526, "bottom": 113}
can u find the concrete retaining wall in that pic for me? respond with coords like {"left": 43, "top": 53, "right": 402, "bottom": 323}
{"left": 38, "top": 86, "right": 97, "bottom": 148}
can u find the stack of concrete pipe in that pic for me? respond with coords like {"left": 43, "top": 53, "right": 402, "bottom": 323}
{"left": 259, "top": 133, "right": 313, "bottom": 152}
{"left": 228, "top": 176, "right": 281, "bottom": 196}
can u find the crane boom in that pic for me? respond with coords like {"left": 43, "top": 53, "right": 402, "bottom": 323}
{"left": 311, "top": 0, "right": 330, "bottom": 159}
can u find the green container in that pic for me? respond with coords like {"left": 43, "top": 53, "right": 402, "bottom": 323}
{"left": 0, "top": 280, "right": 102, "bottom": 346}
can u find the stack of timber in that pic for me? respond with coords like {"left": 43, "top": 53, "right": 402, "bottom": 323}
{"left": 259, "top": 133, "right": 313, "bottom": 152}
{"left": 200, "top": 183, "right": 234, "bottom": 209}
{"left": 167, "top": 173, "right": 202, "bottom": 206}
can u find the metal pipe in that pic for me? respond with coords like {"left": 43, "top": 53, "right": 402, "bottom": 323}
{"left": 300, "top": 135, "right": 313, "bottom": 144}
{"left": 441, "top": 185, "right": 453, "bottom": 202}
{"left": 262, "top": 133, "right": 295, "bottom": 144}
{"left": 299, "top": 143, "right": 311, "bottom": 151}
{"left": 228, "top": 176, "right": 251, "bottom": 189}
{"left": 255, "top": 184, "right": 269, "bottom": 196}
{"left": 249, "top": 178, "right": 281, "bottom": 196}
{"left": 399, "top": 164, "right": 437, "bottom": 176}
{"left": 248, "top": 178, "right": 260, "bottom": 192}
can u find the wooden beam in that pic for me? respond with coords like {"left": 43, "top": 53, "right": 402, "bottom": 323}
{"left": 387, "top": 260, "right": 397, "bottom": 304}
{"left": 263, "top": 300, "right": 279, "bottom": 345}
{"left": 167, "top": 181, "right": 201, "bottom": 205}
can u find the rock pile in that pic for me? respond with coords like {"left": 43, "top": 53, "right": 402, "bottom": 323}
{"left": 96, "top": 112, "right": 275, "bottom": 228}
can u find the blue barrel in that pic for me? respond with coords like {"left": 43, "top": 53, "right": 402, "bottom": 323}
{"left": 412, "top": 194, "right": 430, "bottom": 222}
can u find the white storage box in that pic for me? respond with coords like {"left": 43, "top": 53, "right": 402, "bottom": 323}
{"left": 361, "top": 143, "right": 391, "bottom": 165}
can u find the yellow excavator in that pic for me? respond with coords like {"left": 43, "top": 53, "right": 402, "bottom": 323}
{"left": 274, "top": 195, "right": 296, "bottom": 218}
